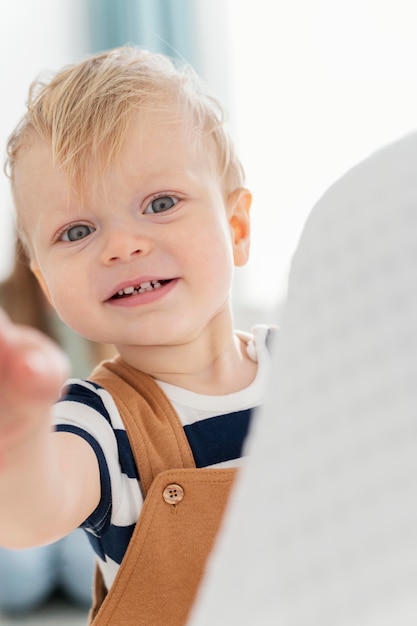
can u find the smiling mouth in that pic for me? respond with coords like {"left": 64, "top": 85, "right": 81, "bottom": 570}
{"left": 111, "top": 279, "right": 172, "bottom": 299}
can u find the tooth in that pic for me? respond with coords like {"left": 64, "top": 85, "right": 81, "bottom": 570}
{"left": 116, "top": 280, "right": 163, "bottom": 297}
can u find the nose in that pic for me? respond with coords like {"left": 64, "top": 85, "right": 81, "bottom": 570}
{"left": 101, "top": 224, "right": 152, "bottom": 265}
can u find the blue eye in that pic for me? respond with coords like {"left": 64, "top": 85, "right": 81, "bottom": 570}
{"left": 145, "top": 195, "right": 178, "bottom": 214}
{"left": 61, "top": 224, "right": 94, "bottom": 242}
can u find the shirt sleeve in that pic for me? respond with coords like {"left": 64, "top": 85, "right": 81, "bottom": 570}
{"left": 52, "top": 378, "right": 143, "bottom": 535}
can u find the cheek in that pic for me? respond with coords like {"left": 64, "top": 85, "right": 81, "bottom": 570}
{"left": 196, "top": 240, "right": 234, "bottom": 293}
{"left": 186, "top": 229, "right": 233, "bottom": 277}
{"left": 198, "top": 211, "right": 234, "bottom": 256}
{"left": 44, "top": 270, "right": 83, "bottom": 319}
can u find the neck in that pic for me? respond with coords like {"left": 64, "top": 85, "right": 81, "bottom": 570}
{"left": 115, "top": 318, "right": 257, "bottom": 396}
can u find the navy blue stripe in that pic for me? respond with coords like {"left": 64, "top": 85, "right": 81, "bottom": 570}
{"left": 58, "top": 383, "right": 111, "bottom": 423}
{"left": 90, "top": 522, "right": 136, "bottom": 565}
{"left": 184, "top": 408, "right": 254, "bottom": 468}
{"left": 87, "top": 381, "right": 103, "bottom": 390}
{"left": 114, "top": 429, "right": 139, "bottom": 479}
{"left": 55, "top": 424, "right": 112, "bottom": 533}
{"left": 84, "top": 529, "right": 106, "bottom": 561}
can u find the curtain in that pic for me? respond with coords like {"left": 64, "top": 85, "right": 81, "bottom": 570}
{"left": 87, "top": 0, "right": 198, "bottom": 67}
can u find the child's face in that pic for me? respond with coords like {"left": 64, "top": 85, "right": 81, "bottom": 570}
{"left": 14, "top": 115, "right": 251, "bottom": 351}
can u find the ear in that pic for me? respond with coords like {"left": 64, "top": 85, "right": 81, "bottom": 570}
{"left": 227, "top": 187, "right": 252, "bottom": 267}
{"left": 30, "top": 262, "right": 54, "bottom": 307}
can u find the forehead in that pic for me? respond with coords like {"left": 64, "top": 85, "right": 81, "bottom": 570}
{"left": 12, "top": 113, "right": 218, "bottom": 227}
{"left": 12, "top": 133, "right": 67, "bottom": 214}
{"left": 120, "top": 113, "right": 200, "bottom": 174}
{"left": 13, "top": 135, "right": 68, "bottom": 210}
{"left": 14, "top": 113, "right": 207, "bottom": 191}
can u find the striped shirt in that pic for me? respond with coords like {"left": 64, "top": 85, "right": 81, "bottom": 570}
{"left": 52, "top": 325, "right": 272, "bottom": 590}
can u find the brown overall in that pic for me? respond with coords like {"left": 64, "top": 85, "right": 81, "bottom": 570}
{"left": 87, "top": 357, "right": 237, "bottom": 626}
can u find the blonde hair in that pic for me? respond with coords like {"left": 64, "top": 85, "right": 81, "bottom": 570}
{"left": 5, "top": 46, "right": 244, "bottom": 197}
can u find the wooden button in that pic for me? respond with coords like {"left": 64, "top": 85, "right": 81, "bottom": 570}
{"left": 163, "top": 483, "right": 184, "bottom": 504}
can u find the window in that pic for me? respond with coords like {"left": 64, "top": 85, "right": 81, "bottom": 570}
{"left": 197, "top": 0, "right": 417, "bottom": 322}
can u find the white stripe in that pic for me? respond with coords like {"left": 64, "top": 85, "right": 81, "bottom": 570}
{"left": 52, "top": 399, "right": 131, "bottom": 515}
{"left": 98, "top": 555, "right": 119, "bottom": 591}
{"left": 111, "top": 475, "right": 143, "bottom": 526}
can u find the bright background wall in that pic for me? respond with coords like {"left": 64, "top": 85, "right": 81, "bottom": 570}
{"left": 0, "top": 0, "right": 91, "bottom": 277}
{"left": 1, "top": 0, "right": 417, "bottom": 329}
{"left": 224, "top": 0, "right": 417, "bottom": 321}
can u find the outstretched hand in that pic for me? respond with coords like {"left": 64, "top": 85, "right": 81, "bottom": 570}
{"left": 0, "top": 309, "right": 70, "bottom": 456}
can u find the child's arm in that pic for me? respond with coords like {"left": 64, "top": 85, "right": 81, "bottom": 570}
{"left": 0, "top": 310, "right": 101, "bottom": 548}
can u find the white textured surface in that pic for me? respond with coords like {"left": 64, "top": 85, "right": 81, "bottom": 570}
{"left": 188, "top": 131, "right": 417, "bottom": 625}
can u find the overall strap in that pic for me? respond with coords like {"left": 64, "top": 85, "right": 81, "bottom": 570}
{"left": 89, "top": 356, "right": 196, "bottom": 493}
{"left": 88, "top": 356, "right": 197, "bottom": 622}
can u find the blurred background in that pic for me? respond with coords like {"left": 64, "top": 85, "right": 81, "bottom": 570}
{"left": 2, "top": 0, "right": 417, "bottom": 329}
{"left": 1, "top": 2, "right": 417, "bottom": 624}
